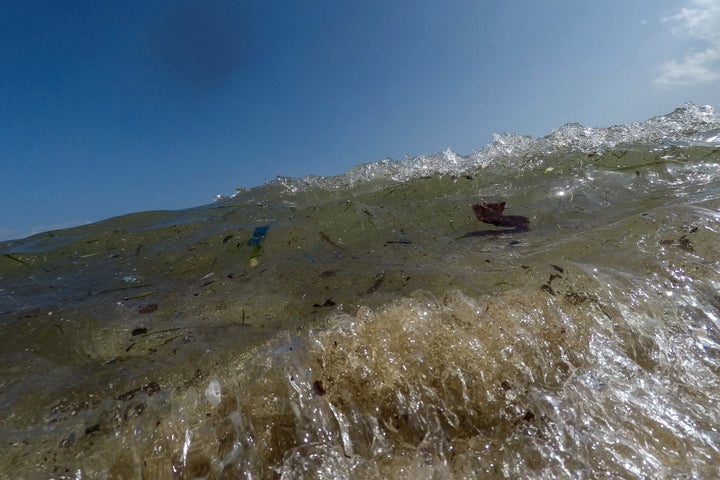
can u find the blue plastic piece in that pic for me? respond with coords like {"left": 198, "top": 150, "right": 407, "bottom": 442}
{"left": 247, "top": 225, "right": 270, "bottom": 246}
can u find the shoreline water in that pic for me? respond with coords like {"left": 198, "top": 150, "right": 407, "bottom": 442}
{"left": 2, "top": 106, "right": 720, "bottom": 477}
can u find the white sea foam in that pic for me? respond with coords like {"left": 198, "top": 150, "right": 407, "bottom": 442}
{"left": 215, "top": 104, "right": 720, "bottom": 200}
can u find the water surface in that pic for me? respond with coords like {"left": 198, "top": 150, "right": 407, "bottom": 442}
{"left": 2, "top": 105, "right": 720, "bottom": 478}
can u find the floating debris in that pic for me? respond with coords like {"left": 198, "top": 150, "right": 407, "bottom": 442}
{"left": 123, "top": 291, "right": 153, "bottom": 301}
{"left": 249, "top": 245, "right": 262, "bottom": 267}
{"left": 59, "top": 431, "right": 76, "bottom": 449}
{"left": 472, "top": 202, "right": 530, "bottom": 229}
{"left": 366, "top": 272, "right": 385, "bottom": 294}
{"left": 247, "top": 226, "right": 270, "bottom": 247}
{"left": 138, "top": 304, "right": 158, "bottom": 314}
{"left": 312, "top": 299, "right": 336, "bottom": 308}
{"left": 319, "top": 231, "right": 339, "bottom": 248}
{"left": 3, "top": 253, "right": 30, "bottom": 266}
{"left": 248, "top": 225, "right": 270, "bottom": 267}
{"left": 85, "top": 424, "right": 100, "bottom": 435}
{"left": 660, "top": 234, "right": 695, "bottom": 252}
{"left": 116, "top": 381, "right": 161, "bottom": 402}
{"left": 312, "top": 379, "right": 326, "bottom": 396}
{"left": 463, "top": 201, "right": 530, "bottom": 237}
{"left": 385, "top": 230, "right": 412, "bottom": 245}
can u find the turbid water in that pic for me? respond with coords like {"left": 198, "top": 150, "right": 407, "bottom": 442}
{"left": 1, "top": 105, "right": 720, "bottom": 478}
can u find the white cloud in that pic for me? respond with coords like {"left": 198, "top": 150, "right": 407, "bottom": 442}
{"left": 655, "top": 0, "right": 720, "bottom": 88}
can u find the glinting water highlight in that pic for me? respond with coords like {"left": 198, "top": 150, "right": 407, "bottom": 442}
{"left": 1, "top": 105, "right": 720, "bottom": 478}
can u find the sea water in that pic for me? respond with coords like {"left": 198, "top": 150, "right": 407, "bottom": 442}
{"left": 1, "top": 104, "right": 720, "bottom": 478}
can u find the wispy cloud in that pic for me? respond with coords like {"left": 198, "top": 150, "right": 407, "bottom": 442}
{"left": 655, "top": 0, "right": 720, "bottom": 88}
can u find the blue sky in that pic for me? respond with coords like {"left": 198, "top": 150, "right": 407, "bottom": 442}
{"left": 1, "top": 0, "right": 719, "bottom": 241}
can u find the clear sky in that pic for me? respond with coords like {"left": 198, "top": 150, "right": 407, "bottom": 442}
{"left": 1, "top": 0, "right": 719, "bottom": 241}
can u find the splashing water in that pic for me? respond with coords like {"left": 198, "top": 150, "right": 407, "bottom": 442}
{"left": 1, "top": 105, "right": 720, "bottom": 478}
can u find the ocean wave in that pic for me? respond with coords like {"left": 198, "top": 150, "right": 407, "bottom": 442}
{"left": 2, "top": 104, "right": 720, "bottom": 478}
{"left": 217, "top": 103, "right": 720, "bottom": 198}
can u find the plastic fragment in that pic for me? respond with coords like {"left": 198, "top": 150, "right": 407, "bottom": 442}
{"left": 205, "top": 379, "right": 222, "bottom": 407}
{"left": 463, "top": 201, "right": 530, "bottom": 237}
{"left": 247, "top": 225, "right": 270, "bottom": 247}
{"left": 319, "top": 231, "right": 339, "bottom": 248}
{"left": 248, "top": 225, "right": 270, "bottom": 267}
{"left": 123, "top": 291, "right": 153, "bottom": 300}
{"left": 249, "top": 245, "right": 262, "bottom": 267}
